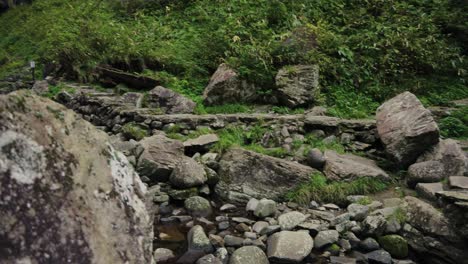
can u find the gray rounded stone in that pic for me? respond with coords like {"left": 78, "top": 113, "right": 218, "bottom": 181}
{"left": 278, "top": 211, "right": 307, "bottom": 230}
{"left": 184, "top": 196, "right": 212, "bottom": 217}
{"left": 229, "top": 246, "right": 269, "bottom": 264}
{"left": 254, "top": 198, "right": 277, "bottom": 218}
{"left": 267, "top": 231, "right": 313, "bottom": 262}
{"left": 314, "top": 230, "right": 339, "bottom": 248}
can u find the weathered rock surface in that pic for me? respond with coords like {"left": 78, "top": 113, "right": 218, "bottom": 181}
{"left": 267, "top": 231, "right": 314, "bottom": 262}
{"left": 230, "top": 246, "right": 269, "bottom": 264}
{"left": 0, "top": 91, "right": 153, "bottom": 264}
{"left": 137, "top": 134, "right": 184, "bottom": 182}
{"left": 184, "top": 134, "right": 219, "bottom": 155}
{"left": 203, "top": 64, "right": 258, "bottom": 106}
{"left": 449, "top": 176, "right": 468, "bottom": 189}
{"left": 323, "top": 150, "right": 389, "bottom": 181}
{"left": 275, "top": 65, "right": 320, "bottom": 108}
{"left": 169, "top": 157, "right": 207, "bottom": 188}
{"left": 216, "top": 148, "right": 317, "bottom": 203}
{"left": 146, "top": 86, "right": 196, "bottom": 114}
{"left": 407, "top": 161, "right": 445, "bottom": 188}
{"left": 314, "top": 230, "right": 339, "bottom": 248}
{"left": 417, "top": 139, "right": 468, "bottom": 177}
{"left": 278, "top": 211, "right": 307, "bottom": 230}
{"left": 415, "top": 182, "right": 444, "bottom": 201}
{"left": 31, "top": 80, "right": 49, "bottom": 94}
{"left": 376, "top": 92, "right": 439, "bottom": 167}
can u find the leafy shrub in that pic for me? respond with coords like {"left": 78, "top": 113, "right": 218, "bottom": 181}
{"left": 439, "top": 116, "right": 468, "bottom": 139}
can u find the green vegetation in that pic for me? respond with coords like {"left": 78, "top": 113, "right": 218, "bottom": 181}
{"left": 121, "top": 122, "right": 148, "bottom": 140}
{"left": 357, "top": 197, "right": 373, "bottom": 206}
{"left": 303, "top": 134, "right": 346, "bottom": 154}
{"left": 0, "top": 0, "right": 466, "bottom": 119}
{"left": 387, "top": 207, "right": 408, "bottom": 224}
{"left": 439, "top": 106, "right": 468, "bottom": 139}
{"left": 286, "top": 173, "right": 389, "bottom": 205}
{"left": 43, "top": 83, "right": 76, "bottom": 99}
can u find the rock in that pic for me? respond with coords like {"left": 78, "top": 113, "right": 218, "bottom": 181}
{"left": 184, "top": 134, "right": 219, "bottom": 155}
{"left": 235, "top": 223, "right": 251, "bottom": 233}
{"left": 168, "top": 187, "right": 198, "bottom": 200}
{"left": 260, "top": 225, "right": 281, "bottom": 236}
{"left": 169, "top": 157, "right": 207, "bottom": 188}
{"left": 188, "top": 225, "right": 214, "bottom": 253}
{"left": 267, "top": 231, "right": 314, "bottom": 262}
{"left": 253, "top": 221, "right": 269, "bottom": 233}
{"left": 220, "top": 204, "right": 237, "bottom": 212}
{"left": 415, "top": 182, "right": 444, "bottom": 201}
{"left": 32, "top": 80, "right": 49, "bottom": 94}
{"left": 254, "top": 198, "right": 277, "bottom": 218}
{"left": 278, "top": 211, "right": 307, "bottom": 230}
{"left": 323, "top": 150, "right": 389, "bottom": 181}
{"left": 376, "top": 91, "right": 439, "bottom": 167}
{"left": 275, "top": 65, "right": 320, "bottom": 108}
{"left": 137, "top": 134, "right": 184, "bottom": 182}
{"left": 229, "top": 246, "right": 269, "bottom": 264}
{"left": 144, "top": 86, "right": 196, "bottom": 113}
{"left": 203, "top": 63, "right": 258, "bottom": 106}
{"left": 365, "top": 250, "right": 392, "bottom": 264}
{"left": 154, "top": 248, "right": 176, "bottom": 263}
{"left": 185, "top": 196, "right": 212, "bottom": 217}
{"left": 306, "top": 148, "right": 326, "bottom": 169}
{"left": 407, "top": 160, "right": 445, "bottom": 188}
{"left": 323, "top": 203, "right": 340, "bottom": 210}
{"left": 314, "top": 230, "right": 339, "bottom": 249}
{"left": 449, "top": 176, "right": 468, "bottom": 189}
{"left": 330, "top": 256, "right": 357, "bottom": 264}
{"left": 347, "top": 204, "right": 369, "bottom": 221}
{"left": 378, "top": 235, "right": 408, "bottom": 259}
{"left": 0, "top": 91, "right": 152, "bottom": 263}
{"left": 246, "top": 198, "right": 259, "bottom": 212}
{"left": 217, "top": 148, "right": 317, "bottom": 203}
{"left": 197, "top": 254, "right": 223, "bottom": 264}
{"left": 232, "top": 217, "right": 255, "bottom": 225}
{"left": 362, "top": 215, "right": 387, "bottom": 236}
{"left": 215, "top": 247, "right": 229, "bottom": 264}
{"left": 359, "top": 238, "right": 380, "bottom": 252}
{"left": 224, "top": 235, "right": 245, "bottom": 247}
{"left": 417, "top": 139, "right": 468, "bottom": 177}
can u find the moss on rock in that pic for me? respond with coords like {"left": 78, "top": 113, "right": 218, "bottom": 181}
{"left": 378, "top": 235, "right": 408, "bottom": 259}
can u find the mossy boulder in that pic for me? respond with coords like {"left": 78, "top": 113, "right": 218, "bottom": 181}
{"left": 121, "top": 122, "right": 148, "bottom": 141}
{"left": 184, "top": 196, "right": 212, "bottom": 217}
{"left": 378, "top": 235, "right": 408, "bottom": 258}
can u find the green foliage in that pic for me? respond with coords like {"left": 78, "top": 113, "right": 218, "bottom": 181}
{"left": 303, "top": 134, "right": 346, "bottom": 154}
{"left": 121, "top": 122, "right": 148, "bottom": 140}
{"left": 0, "top": 0, "right": 466, "bottom": 115}
{"left": 439, "top": 106, "right": 468, "bottom": 139}
{"left": 271, "top": 106, "right": 305, "bottom": 115}
{"left": 43, "top": 83, "right": 76, "bottom": 98}
{"left": 357, "top": 197, "right": 373, "bottom": 206}
{"left": 286, "top": 173, "right": 389, "bottom": 205}
{"left": 202, "top": 104, "right": 253, "bottom": 114}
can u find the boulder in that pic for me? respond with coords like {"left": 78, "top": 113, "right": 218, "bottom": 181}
{"left": 229, "top": 246, "right": 269, "bottom": 264}
{"left": 314, "top": 230, "right": 339, "bottom": 249}
{"left": 0, "top": 91, "right": 152, "bottom": 264}
{"left": 216, "top": 148, "right": 317, "bottom": 203}
{"left": 137, "top": 134, "right": 184, "bottom": 182}
{"left": 267, "top": 231, "right": 314, "bottom": 263}
{"left": 188, "top": 225, "right": 214, "bottom": 253}
{"left": 203, "top": 63, "right": 258, "bottom": 106}
{"left": 184, "top": 134, "right": 219, "bottom": 155}
{"left": 169, "top": 157, "right": 207, "bottom": 188}
{"left": 407, "top": 160, "right": 445, "bottom": 188}
{"left": 323, "top": 150, "right": 389, "bottom": 181}
{"left": 153, "top": 248, "right": 176, "bottom": 264}
{"left": 365, "top": 250, "right": 392, "bottom": 264}
{"left": 378, "top": 235, "right": 408, "bottom": 259}
{"left": 417, "top": 139, "right": 468, "bottom": 177}
{"left": 415, "top": 182, "right": 444, "bottom": 201}
{"left": 376, "top": 92, "right": 439, "bottom": 167}
{"left": 275, "top": 65, "right": 320, "bottom": 108}
{"left": 347, "top": 203, "right": 369, "bottom": 221}
{"left": 306, "top": 148, "right": 326, "bottom": 169}
{"left": 146, "top": 86, "right": 196, "bottom": 114}
{"left": 449, "top": 176, "right": 468, "bottom": 189}
{"left": 184, "top": 196, "right": 212, "bottom": 217}
{"left": 31, "top": 80, "right": 49, "bottom": 94}
{"left": 278, "top": 211, "right": 307, "bottom": 230}
{"left": 254, "top": 199, "right": 277, "bottom": 218}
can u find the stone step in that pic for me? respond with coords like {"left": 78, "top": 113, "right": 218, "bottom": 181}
{"left": 448, "top": 176, "right": 468, "bottom": 190}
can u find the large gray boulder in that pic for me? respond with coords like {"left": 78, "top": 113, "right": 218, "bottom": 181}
{"left": 275, "top": 65, "right": 320, "bottom": 108}
{"left": 146, "top": 86, "right": 196, "bottom": 114}
{"left": 137, "top": 134, "right": 184, "bottom": 182}
{"left": 267, "top": 231, "right": 314, "bottom": 263}
{"left": 417, "top": 139, "right": 468, "bottom": 177}
{"left": 216, "top": 148, "right": 317, "bottom": 203}
{"left": 203, "top": 63, "right": 258, "bottom": 106}
{"left": 402, "top": 196, "right": 468, "bottom": 264}
{"left": 323, "top": 150, "right": 389, "bottom": 181}
{"left": 169, "top": 157, "right": 207, "bottom": 188}
{"left": 184, "top": 134, "right": 219, "bottom": 155}
{"left": 376, "top": 92, "right": 439, "bottom": 167}
{"left": 0, "top": 91, "right": 153, "bottom": 264}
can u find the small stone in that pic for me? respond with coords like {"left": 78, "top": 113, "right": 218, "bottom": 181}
{"left": 254, "top": 199, "right": 277, "bottom": 218}
{"left": 215, "top": 247, "right": 229, "bottom": 264}
{"left": 362, "top": 215, "right": 387, "bottom": 236}
{"left": 252, "top": 221, "right": 269, "bottom": 233}
{"left": 185, "top": 196, "right": 212, "bottom": 217}
{"left": 216, "top": 216, "right": 229, "bottom": 222}
{"left": 209, "top": 234, "right": 225, "bottom": 248}
{"left": 278, "top": 211, "right": 307, "bottom": 230}
{"left": 314, "top": 230, "right": 339, "bottom": 249}
{"left": 196, "top": 254, "right": 222, "bottom": 264}
{"left": 331, "top": 213, "right": 351, "bottom": 226}
{"left": 347, "top": 203, "right": 369, "bottom": 221}
{"left": 260, "top": 225, "right": 281, "bottom": 236}
{"left": 235, "top": 223, "right": 251, "bottom": 233}
{"left": 224, "top": 235, "right": 244, "bottom": 247}
{"left": 306, "top": 148, "right": 326, "bottom": 169}
{"left": 267, "top": 231, "right": 314, "bottom": 263}
{"left": 246, "top": 198, "right": 259, "bottom": 212}
{"left": 330, "top": 256, "right": 357, "bottom": 264}
{"left": 359, "top": 237, "right": 380, "bottom": 252}
{"left": 153, "top": 248, "right": 176, "bottom": 263}
{"left": 229, "top": 246, "right": 269, "bottom": 264}
{"left": 323, "top": 203, "right": 340, "bottom": 210}
{"left": 220, "top": 204, "right": 237, "bottom": 212}
{"left": 218, "top": 221, "right": 230, "bottom": 230}
{"left": 244, "top": 232, "right": 257, "bottom": 240}
{"left": 338, "top": 239, "right": 352, "bottom": 252}
{"left": 188, "top": 225, "right": 214, "bottom": 253}
{"left": 309, "top": 200, "right": 320, "bottom": 209}
{"left": 232, "top": 217, "right": 255, "bottom": 225}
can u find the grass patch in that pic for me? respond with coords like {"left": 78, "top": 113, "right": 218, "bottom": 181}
{"left": 271, "top": 106, "right": 305, "bottom": 115}
{"left": 201, "top": 104, "right": 253, "bottom": 114}
{"left": 43, "top": 83, "right": 76, "bottom": 99}
{"left": 286, "top": 173, "right": 389, "bottom": 206}
{"left": 387, "top": 207, "right": 407, "bottom": 224}
{"left": 121, "top": 122, "right": 148, "bottom": 140}
{"left": 303, "top": 134, "right": 346, "bottom": 154}
{"left": 438, "top": 106, "right": 468, "bottom": 139}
